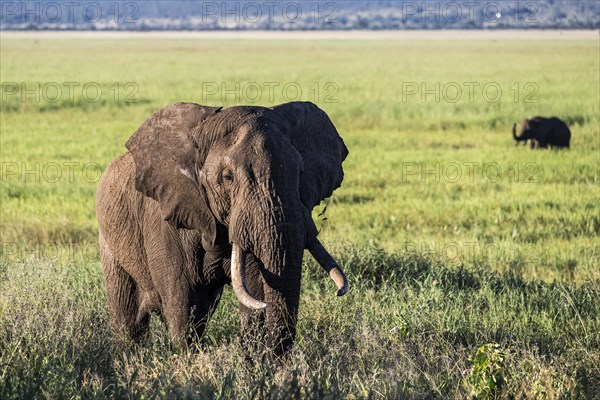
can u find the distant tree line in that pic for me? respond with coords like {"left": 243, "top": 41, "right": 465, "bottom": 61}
{"left": 1, "top": 1, "right": 598, "bottom": 30}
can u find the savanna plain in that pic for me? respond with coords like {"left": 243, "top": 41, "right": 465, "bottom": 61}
{"left": 0, "top": 35, "right": 599, "bottom": 398}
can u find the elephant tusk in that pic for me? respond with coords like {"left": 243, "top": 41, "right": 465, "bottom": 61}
{"left": 231, "top": 244, "right": 267, "bottom": 310}
{"left": 307, "top": 240, "right": 349, "bottom": 296}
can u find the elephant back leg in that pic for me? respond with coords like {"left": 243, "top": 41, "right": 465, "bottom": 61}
{"left": 100, "top": 232, "right": 150, "bottom": 343}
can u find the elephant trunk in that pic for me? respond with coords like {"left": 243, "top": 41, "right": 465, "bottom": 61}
{"left": 230, "top": 187, "right": 346, "bottom": 354}
{"left": 228, "top": 193, "right": 305, "bottom": 352}
{"left": 512, "top": 123, "right": 520, "bottom": 142}
{"left": 253, "top": 218, "right": 305, "bottom": 355}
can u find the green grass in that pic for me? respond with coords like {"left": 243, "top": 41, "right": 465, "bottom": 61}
{"left": 1, "top": 37, "right": 599, "bottom": 398}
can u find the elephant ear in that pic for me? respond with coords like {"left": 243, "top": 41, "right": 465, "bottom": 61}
{"left": 272, "top": 102, "right": 348, "bottom": 209}
{"left": 125, "top": 102, "right": 222, "bottom": 244}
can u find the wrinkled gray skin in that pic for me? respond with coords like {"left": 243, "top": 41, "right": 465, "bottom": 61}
{"left": 512, "top": 117, "right": 571, "bottom": 149}
{"left": 96, "top": 101, "right": 349, "bottom": 355}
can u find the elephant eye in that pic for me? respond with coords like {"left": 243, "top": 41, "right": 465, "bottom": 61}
{"left": 222, "top": 170, "right": 234, "bottom": 184}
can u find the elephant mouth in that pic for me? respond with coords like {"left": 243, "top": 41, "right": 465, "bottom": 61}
{"left": 229, "top": 240, "right": 349, "bottom": 310}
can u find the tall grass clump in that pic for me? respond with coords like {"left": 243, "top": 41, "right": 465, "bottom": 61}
{"left": 1, "top": 244, "right": 598, "bottom": 398}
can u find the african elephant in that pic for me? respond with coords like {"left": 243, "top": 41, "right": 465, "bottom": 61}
{"left": 95, "top": 101, "right": 349, "bottom": 355}
{"left": 512, "top": 117, "right": 571, "bottom": 149}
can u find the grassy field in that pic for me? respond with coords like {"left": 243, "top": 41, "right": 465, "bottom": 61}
{"left": 1, "top": 35, "right": 599, "bottom": 398}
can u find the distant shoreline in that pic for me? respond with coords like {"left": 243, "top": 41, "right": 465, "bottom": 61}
{"left": 1, "top": 29, "right": 598, "bottom": 40}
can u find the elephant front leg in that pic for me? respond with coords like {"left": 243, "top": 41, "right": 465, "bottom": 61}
{"left": 161, "top": 286, "right": 220, "bottom": 348}
{"left": 100, "top": 233, "right": 151, "bottom": 345}
{"left": 186, "top": 250, "right": 229, "bottom": 345}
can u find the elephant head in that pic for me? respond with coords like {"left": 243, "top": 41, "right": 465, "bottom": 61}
{"left": 124, "top": 101, "right": 348, "bottom": 352}
{"left": 512, "top": 119, "right": 533, "bottom": 145}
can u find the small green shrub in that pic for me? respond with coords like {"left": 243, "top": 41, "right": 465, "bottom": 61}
{"left": 464, "top": 343, "right": 508, "bottom": 399}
